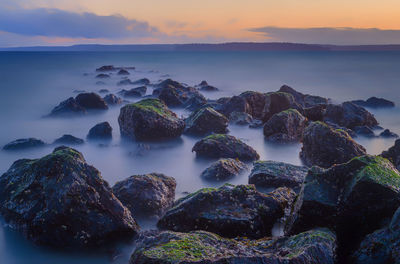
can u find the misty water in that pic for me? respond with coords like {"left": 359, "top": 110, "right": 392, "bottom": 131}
{"left": 0, "top": 51, "right": 400, "bottom": 263}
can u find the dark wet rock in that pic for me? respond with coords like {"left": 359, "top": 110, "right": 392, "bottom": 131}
{"left": 98, "top": 89, "right": 109, "bottom": 94}
{"left": 304, "top": 94, "right": 329, "bottom": 107}
{"left": 279, "top": 85, "right": 328, "bottom": 107}
{"left": 201, "top": 158, "right": 247, "bottom": 181}
{"left": 117, "top": 69, "right": 130, "bottom": 75}
{"left": 118, "top": 79, "right": 134, "bottom": 86}
{"left": 354, "top": 126, "right": 376, "bottom": 137}
{"left": 183, "top": 94, "right": 207, "bottom": 111}
{"left": 287, "top": 155, "right": 400, "bottom": 259}
{"left": 323, "top": 102, "right": 378, "bottom": 129}
{"left": 184, "top": 107, "right": 228, "bottom": 135}
{"left": 120, "top": 86, "right": 147, "bottom": 97}
{"left": 130, "top": 228, "right": 336, "bottom": 264}
{"left": 48, "top": 97, "right": 87, "bottom": 116}
{"left": 352, "top": 96, "right": 395, "bottom": 108}
{"left": 118, "top": 98, "right": 185, "bottom": 140}
{"left": 238, "top": 91, "right": 267, "bottom": 119}
{"left": 103, "top": 94, "right": 123, "bottom": 105}
{"left": 96, "top": 65, "right": 117, "bottom": 72}
{"left": 87, "top": 122, "right": 112, "bottom": 139}
{"left": 262, "top": 92, "right": 303, "bottom": 122}
{"left": 229, "top": 111, "right": 253, "bottom": 125}
{"left": 158, "top": 184, "right": 296, "bottom": 239}
{"left": 218, "top": 95, "right": 249, "bottom": 117}
{"left": 263, "top": 109, "right": 307, "bottom": 142}
{"left": 300, "top": 121, "right": 366, "bottom": 168}
{"left": 304, "top": 104, "right": 326, "bottom": 121}
{"left": 96, "top": 73, "right": 110, "bottom": 79}
{"left": 381, "top": 139, "right": 400, "bottom": 170}
{"left": 75, "top": 92, "right": 108, "bottom": 110}
{"left": 131, "top": 78, "right": 150, "bottom": 86}
{"left": 3, "top": 138, "right": 45, "bottom": 150}
{"left": 353, "top": 207, "right": 400, "bottom": 264}
{"left": 0, "top": 146, "right": 139, "bottom": 250}
{"left": 249, "top": 160, "right": 308, "bottom": 192}
{"left": 53, "top": 134, "right": 84, "bottom": 145}
{"left": 112, "top": 173, "right": 176, "bottom": 218}
{"left": 324, "top": 121, "right": 357, "bottom": 138}
{"left": 192, "top": 134, "right": 259, "bottom": 161}
{"left": 196, "top": 80, "right": 218, "bottom": 91}
{"left": 380, "top": 129, "right": 399, "bottom": 138}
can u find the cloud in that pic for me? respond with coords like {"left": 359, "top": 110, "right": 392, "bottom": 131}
{"left": 0, "top": 7, "right": 159, "bottom": 39}
{"left": 249, "top": 27, "right": 400, "bottom": 45}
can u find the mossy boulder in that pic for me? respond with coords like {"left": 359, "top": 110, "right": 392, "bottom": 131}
{"left": 201, "top": 158, "right": 247, "bottom": 181}
{"left": 118, "top": 98, "right": 185, "bottom": 140}
{"left": 0, "top": 146, "right": 139, "bottom": 250}
{"left": 130, "top": 228, "right": 336, "bottom": 264}
{"left": 3, "top": 138, "right": 46, "bottom": 150}
{"left": 263, "top": 109, "right": 307, "bottom": 142}
{"left": 158, "top": 184, "right": 296, "bottom": 239}
{"left": 249, "top": 160, "right": 308, "bottom": 192}
{"left": 192, "top": 134, "right": 259, "bottom": 161}
{"left": 184, "top": 107, "right": 228, "bottom": 135}
{"left": 300, "top": 121, "right": 366, "bottom": 168}
{"left": 112, "top": 173, "right": 176, "bottom": 218}
{"left": 261, "top": 92, "right": 303, "bottom": 122}
{"left": 382, "top": 139, "right": 400, "bottom": 170}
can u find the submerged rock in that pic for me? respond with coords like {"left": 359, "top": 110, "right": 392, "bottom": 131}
{"left": 200, "top": 158, "right": 247, "bottom": 181}
{"left": 158, "top": 184, "right": 296, "bottom": 239}
{"left": 130, "top": 228, "right": 336, "bottom": 264}
{"left": 249, "top": 160, "right": 308, "bottom": 192}
{"left": 229, "top": 111, "right": 253, "bottom": 125}
{"left": 98, "top": 89, "right": 109, "bottom": 94}
{"left": 112, "top": 173, "right": 176, "bottom": 218}
{"left": 96, "top": 65, "right": 117, "bottom": 72}
{"left": 118, "top": 98, "right": 185, "bottom": 140}
{"left": 53, "top": 134, "right": 84, "bottom": 145}
{"left": 184, "top": 107, "right": 228, "bottom": 135}
{"left": 0, "top": 146, "right": 139, "bottom": 250}
{"left": 48, "top": 97, "right": 86, "bottom": 116}
{"left": 381, "top": 139, "right": 400, "bottom": 170}
{"left": 192, "top": 134, "right": 259, "bottom": 161}
{"left": 3, "top": 138, "right": 46, "bottom": 150}
{"left": 263, "top": 108, "right": 307, "bottom": 142}
{"left": 75, "top": 92, "right": 108, "bottom": 110}
{"left": 196, "top": 80, "right": 218, "bottom": 91}
{"left": 87, "top": 122, "right": 112, "bottom": 139}
{"left": 352, "top": 96, "right": 395, "bottom": 108}
{"left": 380, "top": 129, "right": 399, "bottom": 138}
{"left": 120, "top": 86, "right": 147, "bottom": 97}
{"left": 96, "top": 73, "right": 110, "bottom": 79}
{"left": 103, "top": 94, "right": 123, "bottom": 105}
{"left": 117, "top": 69, "right": 130, "bottom": 75}
{"left": 353, "top": 126, "right": 376, "bottom": 137}
{"left": 300, "top": 121, "right": 366, "bottom": 168}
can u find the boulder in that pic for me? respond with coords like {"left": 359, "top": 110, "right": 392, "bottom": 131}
{"left": 304, "top": 104, "right": 326, "bottom": 121}
{"left": 249, "top": 160, "right": 308, "bottom": 192}
{"left": 130, "top": 228, "right": 336, "bottom": 264}
{"left": 75, "top": 92, "right": 108, "bottom": 110}
{"left": 3, "top": 138, "right": 45, "bottom": 150}
{"left": 48, "top": 97, "right": 86, "bottom": 116}
{"left": 87, "top": 122, "right": 112, "bottom": 139}
{"left": 262, "top": 92, "right": 302, "bottom": 122}
{"left": 96, "top": 73, "right": 110, "bottom": 79}
{"left": 381, "top": 139, "right": 400, "bottom": 170}
{"left": 380, "top": 129, "right": 399, "bottom": 138}
{"left": 278, "top": 85, "right": 328, "bottom": 107}
{"left": 201, "top": 158, "right": 247, "bottom": 181}
{"left": 196, "top": 80, "right": 218, "bottom": 91}
{"left": 352, "top": 97, "right": 395, "bottom": 108}
{"left": 0, "top": 146, "right": 139, "bottom": 250}
{"left": 118, "top": 99, "right": 185, "bottom": 140}
{"left": 263, "top": 109, "right": 307, "bottom": 142}
{"left": 184, "top": 107, "right": 228, "bottom": 135}
{"left": 120, "top": 86, "right": 147, "bottom": 97}
{"left": 192, "top": 134, "right": 260, "bottom": 161}
{"left": 131, "top": 78, "right": 150, "bottom": 86}
{"left": 112, "top": 173, "right": 176, "bottom": 218}
{"left": 158, "top": 184, "right": 296, "bottom": 239}
{"left": 103, "top": 94, "right": 123, "bottom": 105}
{"left": 300, "top": 122, "right": 366, "bottom": 168}
{"left": 53, "top": 134, "right": 84, "bottom": 145}
{"left": 96, "top": 65, "right": 116, "bottom": 72}
{"left": 229, "top": 111, "right": 253, "bottom": 125}
{"left": 98, "top": 89, "right": 109, "bottom": 94}
{"left": 354, "top": 126, "right": 376, "bottom": 137}
{"left": 218, "top": 96, "right": 249, "bottom": 117}
{"left": 239, "top": 91, "right": 267, "bottom": 119}
{"left": 118, "top": 69, "right": 130, "bottom": 75}
{"left": 118, "top": 79, "right": 135, "bottom": 86}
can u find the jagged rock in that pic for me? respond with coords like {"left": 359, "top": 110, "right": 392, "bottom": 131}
{"left": 192, "top": 134, "right": 259, "bottom": 161}
{"left": 53, "top": 135, "right": 84, "bottom": 145}
{"left": 118, "top": 99, "right": 185, "bottom": 140}
{"left": 184, "top": 107, "right": 228, "bottom": 135}
{"left": 196, "top": 80, "right": 218, "bottom": 91}
{"left": 380, "top": 129, "right": 399, "bottom": 138}
{"left": 201, "top": 158, "right": 247, "bottom": 181}
{"left": 103, "top": 94, "right": 123, "bottom": 105}
{"left": 263, "top": 109, "right": 307, "bottom": 142}
{"left": 3, "top": 138, "right": 45, "bottom": 150}
{"left": 112, "top": 173, "right": 176, "bottom": 218}
{"left": 158, "top": 184, "right": 296, "bottom": 238}
{"left": 352, "top": 97, "right": 395, "bottom": 108}
{"left": 381, "top": 139, "right": 400, "bottom": 170}
{"left": 87, "top": 122, "right": 112, "bottom": 139}
{"left": 300, "top": 122, "right": 366, "bottom": 168}
{"left": 0, "top": 146, "right": 139, "bottom": 250}
{"left": 75, "top": 92, "right": 108, "bottom": 110}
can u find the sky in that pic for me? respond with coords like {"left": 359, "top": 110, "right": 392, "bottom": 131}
{"left": 1, "top": 0, "right": 400, "bottom": 47}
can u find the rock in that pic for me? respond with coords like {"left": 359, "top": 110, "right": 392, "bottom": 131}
{"left": 239, "top": 91, "right": 267, "bottom": 119}
{"left": 48, "top": 97, "right": 86, "bottom": 116}
{"left": 262, "top": 92, "right": 302, "bottom": 122}
{"left": 96, "top": 81, "right": 106, "bottom": 85}
{"left": 158, "top": 184, "right": 296, "bottom": 239}
{"left": 118, "top": 79, "right": 134, "bottom": 86}
{"left": 249, "top": 160, "right": 308, "bottom": 192}
{"left": 184, "top": 107, "right": 228, "bottom": 135}
{"left": 118, "top": 99, "right": 185, "bottom": 140}
{"left": 96, "top": 73, "right": 110, "bottom": 79}
{"left": 304, "top": 104, "right": 326, "bottom": 121}
{"left": 75, "top": 92, "right": 108, "bottom": 110}
{"left": 229, "top": 111, "right": 253, "bottom": 125}
{"left": 354, "top": 126, "right": 376, "bottom": 137}
{"left": 192, "top": 134, "right": 260, "bottom": 161}
{"left": 53, "top": 134, "right": 84, "bottom": 145}
{"left": 304, "top": 95, "right": 329, "bottom": 107}
{"left": 352, "top": 97, "right": 395, "bottom": 108}
{"left": 300, "top": 121, "right": 366, "bottom": 168}
{"left": 201, "top": 158, "right": 247, "bottom": 181}
{"left": 103, "top": 94, "right": 123, "bottom": 105}
{"left": 218, "top": 95, "right": 249, "bottom": 117}
{"left": 117, "top": 69, "right": 130, "bottom": 75}
{"left": 112, "top": 173, "right": 176, "bottom": 218}
{"left": 249, "top": 119, "right": 263, "bottom": 128}
{"left": 287, "top": 155, "right": 400, "bottom": 259}
{"left": 183, "top": 94, "right": 207, "bottom": 111}
{"left": 196, "top": 80, "right": 218, "bottom": 91}
{"left": 98, "top": 89, "right": 109, "bottom": 94}
{"left": 120, "top": 86, "right": 147, "bottom": 97}
{"left": 3, "top": 138, "right": 45, "bottom": 150}
{"left": 96, "top": 65, "right": 116, "bottom": 72}
{"left": 132, "top": 78, "right": 150, "bottom": 86}
{"left": 87, "top": 122, "right": 112, "bottom": 139}
{"left": 381, "top": 139, "right": 400, "bottom": 170}
{"left": 380, "top": 129, "right": 399, "bottom": 138}
{"left": 130, "top": 228, "right": 336, "bottom": 264}
{"left": 353, "top": 207, "right": 400, "bottom": 264}
{"left": 279, "top": 85, "right": 328, "bottom": 107}
{"left": 0, "top": 146, "right": 139, "bottom": 250}
{"left": 323, "top": 102, "right": 378, "bottom": 129}
{"left": 263, "top": 109, "right": 307, "bottom": 142}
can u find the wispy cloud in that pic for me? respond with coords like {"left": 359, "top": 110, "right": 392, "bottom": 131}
{"left": 249, "top": 27, "right": 400, "bottom": 45}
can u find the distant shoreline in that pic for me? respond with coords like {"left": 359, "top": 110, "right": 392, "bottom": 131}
{"left": 2, "top": 42, "right": 400, "bottom": 52}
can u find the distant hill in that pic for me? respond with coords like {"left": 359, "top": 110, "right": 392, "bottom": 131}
{"left": 2, "top": 42, "right": 400, "bottom": 51}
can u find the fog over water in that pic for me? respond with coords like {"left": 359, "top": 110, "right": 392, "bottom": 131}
{"left": 0, "top": 50, "right": 400, "bottom": 263}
